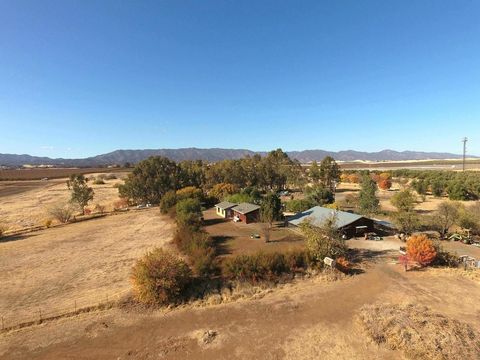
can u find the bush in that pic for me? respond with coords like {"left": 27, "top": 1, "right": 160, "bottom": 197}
{"left": 222, "top": 251, "right": 309, "bottom": 283}
{"left": 176, "top": 198, "right": 203, "bottom": 230}
{"left": 406, "top": 234, "right": 437, "bottom": 267}
{"left": 335, "top": 256, "right": 351, "bottom": 273}
{"left": 43, "top": 218, "right": 53, "bottom": 228}
{"left": 93, "top": 179, "right": 105, "bottom": 185}
{"left": 190, "top": 247, "right": 217, "bottom": 277}
{"left": 160, "top": 190, "right": 177, "bottom": 214}
{"left": 105, "top": 174, "right": 117, "bottom": 180}
{"left": 176, "top": 186, "right": 203, "bottom": 201}
{"left": 94, "top": 203, "right": 106, "bottom": 214}
{"left": 131, "top": 248, "right": 192, "bottom": 306}
{"left": 432, "top": 241, "right": 459, "bottom": 268}
{"left": 48, "top": 203, "right": 74, "bottom": 223}
{"left": 113, "top": 198, "right": 129, "bottom": 210}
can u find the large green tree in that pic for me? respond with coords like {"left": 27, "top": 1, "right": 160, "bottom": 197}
{"left": 67, "top": 174, "right": 94, "bottom": 214}
{"left": 319, "top": 156, "right": 340, "bottom": 191}
{"left": 260, "top": 193, "right": 282, "bottom": 226}
{"left": 358, "top": 175, "right": 379, "bottom": 215}
{"left": 309, "top": 161, "right": 321, "bottom": 184}
{"left": 119, "top": 156, "right": 179, "bottom": 204}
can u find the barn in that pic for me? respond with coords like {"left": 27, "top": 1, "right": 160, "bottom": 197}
{"left": 288, "top": 206, "right": 374, "bottom": 238}
{"left": 214, "top": 201, "right": 237, "bottom": 219}
{"left": 231, "top": 203, "right": 261, "bottom": 224}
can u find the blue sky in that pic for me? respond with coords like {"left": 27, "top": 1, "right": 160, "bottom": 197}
{"left": 1, "top": 0, "right": 479, "bottom": 158}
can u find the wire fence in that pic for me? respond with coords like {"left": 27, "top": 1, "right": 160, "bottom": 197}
{"left": 1, "top": 288, "right": 131, "bottom": 333}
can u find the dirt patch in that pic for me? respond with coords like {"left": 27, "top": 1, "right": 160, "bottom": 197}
{"left": 358, "top": 302, "right": 480, "bottom": 359}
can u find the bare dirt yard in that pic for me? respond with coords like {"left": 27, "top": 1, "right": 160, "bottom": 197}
{"left": 203, "top": 208, "right": 304, "bottom": 256}
{"left": 2, "top": 251, "right": 480, "bottom": 360}
{"left": 0, "top": 208, "right": 174, "bottom": 329}
{"left": 0, "top": 173, "right": 128, "bottom": 231}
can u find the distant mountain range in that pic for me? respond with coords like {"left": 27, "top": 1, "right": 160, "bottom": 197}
{"left": 0, "top": 148, "right": 476, "bottom": 167}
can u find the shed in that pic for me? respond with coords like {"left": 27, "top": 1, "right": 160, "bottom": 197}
{"left": 215, "top": 201, "right": 237, "bottom": 218}
{"left": 288, "top": 206, "right": 374, "bottom": 238}
{"left": 232, "top": 203, "right": 261, "bottom": 224}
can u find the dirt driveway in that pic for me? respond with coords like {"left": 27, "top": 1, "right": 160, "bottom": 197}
{"left": 0, "top": 208, "right": 174, "bottom": 328}
{"left": 203, "top": 208, "right": 304, "bottom": 256}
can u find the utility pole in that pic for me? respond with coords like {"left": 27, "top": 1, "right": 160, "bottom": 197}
{"left": 462, "top": 137, "right": 468, "bottom": 172}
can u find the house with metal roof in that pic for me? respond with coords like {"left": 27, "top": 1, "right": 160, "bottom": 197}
{"left": 288, "top": 206, "right": 374, "bottom": 238}
{"left": 231, "top": 203, "right": 261, "bottom": 224}
{"left": 214, "top": 201, "right": 237, "bottom": 218}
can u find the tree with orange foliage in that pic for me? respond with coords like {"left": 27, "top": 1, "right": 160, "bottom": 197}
{"left": 406, "top": 234, "right": 437, "bottom": 267}
{"left": 348, "top": 173, "right": 360, "bottom": 183}
{"left": 379, "top": 172, "right": 391, "bottom": 180}
{"left": 378, "top": 179, "right": 392, "bottom": 190}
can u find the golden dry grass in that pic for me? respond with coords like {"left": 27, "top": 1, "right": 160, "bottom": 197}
{"left": 358, "top": 303, "right": 480, "bottom": 360}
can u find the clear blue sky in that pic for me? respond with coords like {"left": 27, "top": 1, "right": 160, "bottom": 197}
{"left": 1, "top": 0, "right": 479, "bottom": 158}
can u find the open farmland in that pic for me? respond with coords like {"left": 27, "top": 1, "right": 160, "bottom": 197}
{"left": 0, "top": 168, "right": 131, "bottom": 181}
{"left": 0, "top": 173, "right": 129, "bottom": 231}
{"left": 0, "top": 208, "right": 174, "bottom": 330}
{"left": 338, "top": 159, "right": 480, "bottom": 171}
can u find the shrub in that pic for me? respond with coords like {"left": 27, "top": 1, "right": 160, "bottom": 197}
{"left": 176, "top": 198, "right": 203, "bottom": 230}
{"left": 48, "top": 203, "right": 74, "bottom": 223}
{"left": 93, "top": 179, "right": 105, "bottom": 185}
{"left": 131, "top": 248, "right": 192, "bottom": 306}
{"left": 406, "top": 234, "right": 437, "bottom": 267}
{"left": 222, "top": 251, "right": 309, "bottom": 283}
{"left": 160, "top": 190, "right": 177, "bottom": 214}
{"left": 190, "top": 247, "right": 217, "bottom": 277}
{"left": 113, "top": 198, "right": 129, "bottom": 210}
{"left": 94, "top": 203, "right": 106, "bottom": 214}
{"left": 105, "top": 174, "right": 117, "bottom": 180}
{"left": 43, "top": 218, "right": 53, "bottom": 228}
{"left": 432, "top": 241, "right": 459, "bottom": 268}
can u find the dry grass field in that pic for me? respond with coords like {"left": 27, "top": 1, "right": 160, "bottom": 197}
{"left": 0, "top": 208, "right": 174, "bottom": 329}
{"left": 0, "top": 173, "right": 129, "bottom": 231}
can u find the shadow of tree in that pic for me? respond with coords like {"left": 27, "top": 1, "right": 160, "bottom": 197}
{"left": 212, "top": 235, "right": 234, "bottom": 256}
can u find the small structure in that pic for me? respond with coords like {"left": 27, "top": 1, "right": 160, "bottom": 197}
{"left": 288, "top": 206, "right": 374, "bottom": 238}
{"left": 231, "top": 203, "right": 261, "bottom": 224}
{"left": 215, "top": 201, "right": 237, "bottom": 219}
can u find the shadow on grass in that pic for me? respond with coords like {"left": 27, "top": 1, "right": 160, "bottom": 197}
{"left": 348, "top": 248, "right": 392, "bottom": 264}
{"left": 212, "top": 235, "right": 234, "bottom": 256}
{"left": 0, "top": 232, "right": 40, "bottom": 243}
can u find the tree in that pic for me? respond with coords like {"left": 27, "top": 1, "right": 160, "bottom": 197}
{"left": 309, "top": 161, "right": 321, "bottom": 184}
{"left": 448, "top": 181, "right": 470, "bottom": 201}
{"left": 406, "top": 234, "right": 437, "bottom": 267}
{"left": 358, "top": 176, "right": 379, "bottom": 215}
{"left": 176, "top": 186, "right": 203, "bottom": 201}
{"left": 306, "top": 185, "right": 335, "bottom": 206}
{"left": 392, "top": 211, "right": 420, "bottom": 234}
{"left": 412, "top": 179, "right": 428, "bottom": 195}
{"left": 378, "top": 179, "right": 392, "bottom": 191}
{"left": 260, "top": 193, "right": 282, "bottom": 227}
{"left": 176, "top": 198, "right": 203, "bottom": 230}
{"left": 391, "top": 189, "right": 416, "bottom": 212}
{"left": 319, "top": 156, "right": 340, "bottom": 191}
{"left": 300, "top": 217, "right": 346, "bottom": 264}
{"left": 209, "top": 183, "right": 239, "bottom": 200}
{"left": 67, "top": 174, "right": 94, "bottom": 214}
{"left": 286, "top": 199, "right": 314, "bottom": 213}
{"left": 119, "top": 156, "right": 179, "bottom": 205}
{"left": 433, "top": 201, "right": 461, "bottom": 237}
{"left": 431, "top": 179, "right": 445, "bottom": 197}
{"left": 159, "top": 190, "right": 177, "bottom": 214}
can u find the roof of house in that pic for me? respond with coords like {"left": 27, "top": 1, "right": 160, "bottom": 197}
{"left": 288, "top": 206, "right": 367, "bottom": 228}
{"left": 232, "top": 202, "right": 261, "bottom": 215}
{"left": 215, "top": 201, "right": 237, "bottom": 210}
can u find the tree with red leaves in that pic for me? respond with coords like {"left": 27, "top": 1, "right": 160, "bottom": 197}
{"left": 406, "top": 234, "right": 437, "bottom": 267}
